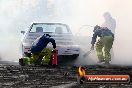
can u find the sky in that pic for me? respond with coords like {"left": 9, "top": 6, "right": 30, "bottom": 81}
{"left": 0, "top": 0, "right": 132, "bottom": 65}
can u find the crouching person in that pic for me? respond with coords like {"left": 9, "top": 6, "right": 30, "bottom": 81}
{"left": 31, "top": 34, "right": 56, "bottom": 65}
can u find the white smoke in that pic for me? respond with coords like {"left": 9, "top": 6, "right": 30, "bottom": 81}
{"left": 0, "top": 0, "right": 132, "bottom": 65}
{"left": 0, "top": 0, "right": 39, "bottom": 61}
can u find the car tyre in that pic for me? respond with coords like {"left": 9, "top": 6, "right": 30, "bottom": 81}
{"left": 19, "top": 58, "right": 25, "bottom": 66}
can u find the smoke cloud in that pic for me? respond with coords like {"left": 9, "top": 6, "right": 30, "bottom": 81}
{"left": 0, "top": 0, "right": 132, "bottom": 65}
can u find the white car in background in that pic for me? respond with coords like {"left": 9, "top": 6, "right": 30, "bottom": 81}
{"left": 21, "top": 23, "right": 80, "bottom": 59}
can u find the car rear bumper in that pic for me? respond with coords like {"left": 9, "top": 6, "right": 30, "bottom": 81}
{"left": 22, "top": 44, "right": 80, "bottom": 57}
{"left": 57, "top": 47, "right": 80, "bottom": 55}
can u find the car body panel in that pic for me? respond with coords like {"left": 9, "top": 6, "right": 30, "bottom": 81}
{"left": 21, "top": 23, "right": 80, "bottom": 57}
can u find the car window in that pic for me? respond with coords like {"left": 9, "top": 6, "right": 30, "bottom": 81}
{"left": 30, "top": 23, "right": 71, "bottom": 33}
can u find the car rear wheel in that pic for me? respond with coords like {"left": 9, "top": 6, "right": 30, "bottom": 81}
{"left": 72, "top": 54, "right": 79, "bottom": 59}
{"left": 57, "top": 54, "right": 79, "bottom": 65}
{"left": 19, "top": 58, "right": 25, "bottom": 66}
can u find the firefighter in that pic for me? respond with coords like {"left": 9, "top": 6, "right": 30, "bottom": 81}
{"left": 31, "top": 34, "right": 56, "bottom": 65}
{"left": 91, "top": 25, "right": 114, "bottom": 64}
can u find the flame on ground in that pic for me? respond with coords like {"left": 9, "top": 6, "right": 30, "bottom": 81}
{"left": 78, "top": 66, "right": 86, "bottom": 76}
